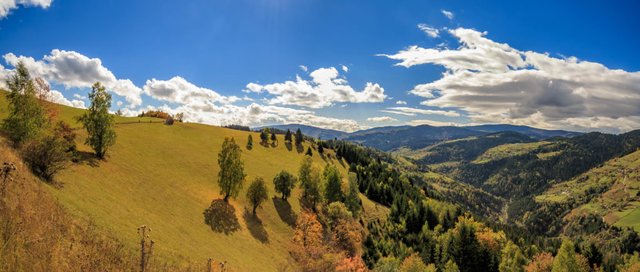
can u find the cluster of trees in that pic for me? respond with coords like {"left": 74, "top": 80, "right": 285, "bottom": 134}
{"left": 323, "top": 139, "right": 640, "bottom": 271}
{"left": 1, "top": 62, "right": 116, "bottom": 182}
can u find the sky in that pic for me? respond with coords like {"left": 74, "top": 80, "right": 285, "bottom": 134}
{"left": 0, "top": 0, "right": 639, "bottom": 133}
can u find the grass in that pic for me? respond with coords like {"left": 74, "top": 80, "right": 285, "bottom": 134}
{"left": 472, "top": 141, "right": 550, "bottom": 164}
{"left": 0, "top": 92, "right": 374, "bottom": 271}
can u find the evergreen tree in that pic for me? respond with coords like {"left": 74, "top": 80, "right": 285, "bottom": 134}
{"left": 260, "top": 129, "right": 268, "bottom": 144}
{"left": 443, "top": 260, "right": 460, "bottom": 272}
{"left": 247, "top": 134, "right": 253, "bottom": 149}
{"left": 306, "top": 147, "right": 313, "bottom": 156}
{"left": 1, "top": 62, "right": 47, "bottom": 145}
{"left": 323, "top": 164, "right": 344, "bottom": 203}
{"left": 499, "top": 241, "right": 525, "bottom": 272}
{"left": 217, "top": 137, "right": 246, "bottom": 202}
{"left": 295, "top": 128, "right": 304, "bottom": 145}
{"left": 273, "top": 170, "right": 297, "bottom": 201}
{"left": 246, "top": 177, "right": 268, "bottom": 214}
{"left": 552, "top": 239, "right": 579, "bottom": 272}
{"left": 344, "top": 172, "right": 361, "bottom": 217}
{"left": 78, "top": 82, "right": 116, "bottom": 159}
{"left": 318, "top": 142, "right": 324, "bottom": 154}
{"left": 270, "top": 132, "right": 277, "bottom": 144}
{"left": 285, "top": 129, "right": 293, "bottom": 143}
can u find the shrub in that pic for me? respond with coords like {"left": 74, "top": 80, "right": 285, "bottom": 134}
{"left": 21, "top": 133, "right": 69, "bottom": 182}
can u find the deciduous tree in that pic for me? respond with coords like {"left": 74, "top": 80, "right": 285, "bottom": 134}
{"left": 246, "top": 177, "right": 268, "bottom": 214}
{"left": 324, "top": 164, "right": 344, "bottom": 203}
{"left": 217, "top": 137, "right": 246, "bottom": 202}
{"left": 273, "top": 170, "right": 296, "bottom": 201}
{"left": 78, "top": 82, "right": 116, "bottom": 159}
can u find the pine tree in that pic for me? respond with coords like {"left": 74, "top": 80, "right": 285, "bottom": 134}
{"left": 318, "top": 142, "right": 324, "bottom": 154}
{"left": 295, "top": 128, "right": 304, "bottom": 145}
{"left": 246, "top": 177, "right": 268, "bottom": 214}
{"left": 247, "top": 134, "right": 253, "bottom": 149}
{"left": 260, "top": 129, "right": 268, "bottom": 145}
{"left": 217, "top": 137, "right": 246, "bottom": 202}
{"left": 78, "top": 82, "right": 116, "bottom": 159}
{"left": 306, "top": 147, "right": 313, "bottom": 156}
{"left": 285, "top": 129, "right": 293, "bottom": 143}
{"left": 270, "top": 132, "right": 277, "bottom": 144}
{"left": 1, "top": 62, "right": 47, "bottom": 145}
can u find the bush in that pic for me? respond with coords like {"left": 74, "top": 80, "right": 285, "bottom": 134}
{"left": 21, "top": 133, "right": 69, "bottom": 182}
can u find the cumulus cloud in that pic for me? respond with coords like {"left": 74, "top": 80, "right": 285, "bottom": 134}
{"left": 143, "top": 76, "right": 237, "bottom": 105}
{"left": 418, "top": 24, "right": 439, "bottom": 38}
{"left": 45, "top": 90, "right": 85, "bottom": 108}
{"left": 441, "top": 9, "right": 454, "bottom": 19}
{"left": 3, "top": 49, "right": 143, "bottom": 107}
{"left": 246, "top": 66, "right": 386, "bottom": 108}
{"left": 0, "top": 0, "right": 51, "bottom": 18}
{"left": 299, "top": 65, "right": 308, "bottom": 72}
{"left": 367, "top": 116, "right": 397, "bottom": 123}
{"left": 382, "top": 106, "right": 460, "bottom": 117}
{"left": 383, "top": 27, "right": 640, "bottom": 133}
{"left": 142, "top": 102, "right": 363, "bottom": 132}
{"left": 396, "top": 100, "right": 407, "bottom": 105}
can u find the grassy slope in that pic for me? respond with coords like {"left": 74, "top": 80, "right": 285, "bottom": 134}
{"left": 472, "top": 141, "right": 551, "bottom": 164}
{"left": 0, "top": 93, "right": 382, "bottom": 271}
{"left": 536, "top": 149, "right": 640, "bottom": 232}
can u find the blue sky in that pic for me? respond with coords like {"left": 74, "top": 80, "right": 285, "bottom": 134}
{"left": 1, "top": 0, "right": 639, "bottom": 132}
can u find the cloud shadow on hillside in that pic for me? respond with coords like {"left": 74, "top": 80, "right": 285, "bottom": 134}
{"left": 243, "top": 209, "right": 269, "bottom": 244}
{"left": 203, "top": 199, "right": 240, "bottom": 235}
{"left": 272, "top": 197, "right": 297, "bottom": 227}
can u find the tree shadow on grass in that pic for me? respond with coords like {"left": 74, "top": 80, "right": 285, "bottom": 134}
{"left": 285, "top": 142, "right": 292, "bottom": 151}
{"left": 74, "top": 151, "right": 100, "bottom": 167}
{"left": 242, "top": 209, "right": 269, "bottom": 244}
{"left": 295, "top": 144, "right": 304, "bottom": 154}
{"left": 272, "top": 197, "right": 297, "bottom": 227}
{"left": 203, "top": 199, "right": 240, "bottom": 235}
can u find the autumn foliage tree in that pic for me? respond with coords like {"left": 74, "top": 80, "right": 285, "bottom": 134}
{"left": 525, "top": 252, "right": 554, "bottom": 272}
{"left": 217, "top": 137, "right": 246, "bottom": 202}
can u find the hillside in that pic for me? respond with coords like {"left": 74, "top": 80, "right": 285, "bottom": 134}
{"left": 536, "top": 149, "right": 640, "bottom": 232}
{"left": 0, "top": 93, "right": 389, "bottom": 271}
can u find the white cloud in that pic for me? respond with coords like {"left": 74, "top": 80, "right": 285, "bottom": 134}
{"left": 367, "top": 116, "right": 397, "bottom": 123}
{"left": 45, "top": 90, "right": 85, "bottom": 109}
{"left": 73, "top": 93, "right": 86, "bottom": 100}
{"left": 0, "top": 0, "right": 51, "bottom": 19}
{"left": 341, "top": 65, "right": 349, "bottom": 72}
{"left": 408, "top": 119, "right": 461, "bottom": 127}
{"left": 396, "top": 100, "right": 407, "bottom": 105}
{"left": 383, "top": 27, "right": 640, "bottom": 133}
{"left": 143, "top": 101, "right": 364, "bottom": 132}
{"left": 143, "top": 76, "right": 236, "bottom": 105}
{"left": 3, "top": 49, "right": 143, "bottom": 107}
{"left": 441, "top": 9, "right": 454, "bottom": 20}
{"left": 246, "top": 66, "right": 386, "bottom": 108}
{"left": 418, "top": 24, "right": 440, "bottom": 38}
{"left": 299, "top": 65, "right": 308, "bottom": 72}
{"left": 383, "top": 106, "right": 460, "bottom": 117}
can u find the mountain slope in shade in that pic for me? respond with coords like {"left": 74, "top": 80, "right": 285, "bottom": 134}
{"left": 467, "top": 124, "right": 582, "bottom": 139}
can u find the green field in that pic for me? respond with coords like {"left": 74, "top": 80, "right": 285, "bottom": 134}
{"left": 536, "top": 148, "right": 640, "bottom": 232}
{"left": 472, "top": 141, "right": 551, "bottom": 164}
{"left": 0, "top": 93, "right": 383, "bottom": 271}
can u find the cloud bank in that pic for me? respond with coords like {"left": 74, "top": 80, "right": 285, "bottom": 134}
{"left": 383, "top": 27, "right": 640, "bottom": 133}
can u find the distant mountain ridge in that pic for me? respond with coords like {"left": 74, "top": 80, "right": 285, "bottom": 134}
{"left": 259, "top": 123, "right": 582, "bottom": 151}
